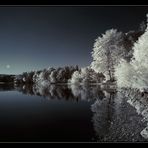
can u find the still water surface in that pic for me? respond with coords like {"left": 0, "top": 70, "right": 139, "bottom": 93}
{"left": 0, "top": 84, "right": 147, "bottom": 142}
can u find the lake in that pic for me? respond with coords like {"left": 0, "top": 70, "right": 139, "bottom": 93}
{"left": 0, "top": 83, "right": 147, "bottom": 142}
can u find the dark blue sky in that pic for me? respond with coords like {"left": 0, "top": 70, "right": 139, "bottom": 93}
{"left": 0, "top": 6, "right": 148, "bottom": 74}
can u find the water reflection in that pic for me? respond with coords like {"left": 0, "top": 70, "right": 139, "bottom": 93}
{"left": 0, "top": 83, "right": 14, "bottom": 91}
{"left": 91, "top": 90, "right": 148, "bottom": 142}
{"left": 0, "top": 83, "right": 148, "bottom": 142}
{"left": 15, "top": 84, "right": 107, "bottom": 102}
{"left": 119, "top": 88, "right": 148, "bottom": 140}
{"left": 14, "top": 84, "right": 148, "bottom": 141}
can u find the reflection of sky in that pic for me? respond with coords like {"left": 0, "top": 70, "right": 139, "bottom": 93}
{"left": 0, "top": 90, "right": 92, "bottom": 113}
{"left": 0, "top": 90, "right": 94, "bottom": 142}
{"left": 0, "top": 7, "right": 148, "bottom": 74}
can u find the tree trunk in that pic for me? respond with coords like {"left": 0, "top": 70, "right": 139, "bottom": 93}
{"left": 108, "top": 69, "right": 112, "bottom": 81}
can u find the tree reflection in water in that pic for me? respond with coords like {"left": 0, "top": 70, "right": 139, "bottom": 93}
{"left": 15, "top": 84, "right": 104, "bottom": 102}
{"left": 91, "top": 89, "right": 148, "bottom": 142}
{"left": 0, "top": 83, "right": 148, "bottom": 142}
{"left": 122, "top": 88, "right": 148, "bottom": 140}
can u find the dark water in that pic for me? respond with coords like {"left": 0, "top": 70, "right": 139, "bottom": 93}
{"left": 0, "top": 83, "right": 147, "bottom": 142}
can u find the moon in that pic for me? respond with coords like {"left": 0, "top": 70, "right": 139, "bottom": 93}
{"left": 6, "top": 64, "right": 10, "bottom": 69}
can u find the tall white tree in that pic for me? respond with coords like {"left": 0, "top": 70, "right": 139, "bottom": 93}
{"left": 131, "top": 20, "right": 148, "bottom": 90}
{"left": 115, "top": 14, "right": 148, "bottom": 90}
{"left": 91, "top": 29, "right": 125, "bottom": 81}
{"left": 114, "top": 59, "right": 135, "bottom": 88}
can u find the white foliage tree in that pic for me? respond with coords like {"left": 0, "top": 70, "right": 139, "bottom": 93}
{"left": 69, "top": 67, "right": 103, "bottom": 85}
{"left": 69, "top": 71, "right": 81, "bottom": 85}
{"left": 131, "top": 16, "right": 148, "bottom": 90}
{"left": 31, "top": 66, "right": 79, "bottom": 86}
{"left": 49, "top": 70, "right": 57, "bottom": 83}
{"left": 80, "top": 67, "right": 91, "bottom": 85}
{"left": 115, "top": 14, "right": 148, "bottom": 90}
{"left": 114, "top": 59, "right": 135, "bottom": 88}
{"left": 91, "top": 29, "right": 125, "bottom": 81}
